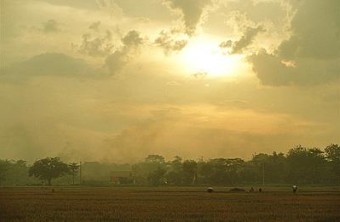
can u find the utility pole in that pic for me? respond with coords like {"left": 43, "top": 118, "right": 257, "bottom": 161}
{"left": 79, "top": 161, "right": 82, "bottom": 185}
{"left": 262, "top": 162, "right": 265, "bottom": 186}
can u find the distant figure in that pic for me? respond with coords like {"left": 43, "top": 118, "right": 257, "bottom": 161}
{"left": 258, "top": 188, "right": 262, "bottom": 193}
{"left": 207, "top": 187, "right": 214, "bottom": 193}
{"left": 292, "top": 185, "right": 298, "bottom": 194}
{"left": 249, "top": 187, "right": 254, "bottom": 193}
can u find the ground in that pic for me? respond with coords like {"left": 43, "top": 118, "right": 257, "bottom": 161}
{"left": 1, "top": 186, "right": 340, "bottom": 221}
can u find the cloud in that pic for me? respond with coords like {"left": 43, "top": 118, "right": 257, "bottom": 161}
{"left": 105, "top": 30, "right": 144, "bottom": 74}
{"left": 222, "top": 0, "right": 288, "bottom": 26}
{"left": 220, "top": 25, "right": 264, "bottom": 54}
{"left": 154, "top": 31, "right": 187, "bottom": 54}
{"left": 42, "top": 19, "right": 60, "bottom": 33}
{"left": 192, "top": 72, "right": 207, "bottom": 79}
{"left": 89, "top": 21, "right": 101, "bottom": 31}
{"left": 78, "top": 31, "right": 114, "bottom": 57}
{"left": 164, "top": 0, "right": 212, "bottom": 35}
{"left": 249, "top": 0, "right": 340, "bottom": 86}
{"left": 249, "top": 50, "right": 340, "bottom": 86}
{"left": 109, "top": 0, "right": 172, "bottom": 22}
{"left": 279, "top": 0, "right": 340, "bottom": 60}
{"left": 75, "top": 21, "right": 116, "bottom": 57}
{"left": 121, "top": 30, "right": 144, "bottom": 46}
{"left": 219, "top": 40, "right": 232, "bottom": 49}
{"left": 1, "top": 53, "right": 99, "bottom": 81}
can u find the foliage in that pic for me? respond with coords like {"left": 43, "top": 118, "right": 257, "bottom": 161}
{"left": 29, "top": 157, "right": 70, "bottom": 185}
{"left": 325, "top": 144, "right": 340, "bottom": 182}
{"left": 0, "top": 159, "right": 11, "bottom": 185}
{"left": 166, "top": 156, "right": 183, "bottom": 185}
{"left": 147, "top": 167, "right": 167, "bottom": 186}
{"left": 286, "top": 146, "right": 327, "bottom": 184}
{"left": 0, "top": 160, "right": 38, "bottom": 186}
{"left": 1, "top": 143, "right": 340, "bottom": 186}
{"left": 69, "top": 162, "right": 80, "bottom": 185}
{"left": 182, "top": 160, "right": 198, "bottom": 185}
{"left": 133, "top": 155, "right": 167, "bottom": 185}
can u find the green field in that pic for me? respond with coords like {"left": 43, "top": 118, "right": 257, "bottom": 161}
{"left": 1, "top": 186, "right": 340, "bottom": 221}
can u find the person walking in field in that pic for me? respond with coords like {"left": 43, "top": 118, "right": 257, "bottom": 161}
{"left": 292, "top": 185, "right": 298, "bottom": 194}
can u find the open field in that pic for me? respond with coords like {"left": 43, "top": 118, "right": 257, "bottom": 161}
{"left": 1, "top": 186, "right": 340, "bottom": 221}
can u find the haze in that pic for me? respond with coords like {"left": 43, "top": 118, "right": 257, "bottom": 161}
{"left": 0, "top": 0, "right": 339, "bottom": 163}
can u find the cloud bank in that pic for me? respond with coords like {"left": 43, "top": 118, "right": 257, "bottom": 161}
{"left": 105, "top": 30, "right": 144, "bottom": 75}
{"left": 164, "top": 0, "right": 212, "bottom": 35}
{"left": 249, "top": 0, "right": 340, "bottom": 86}
{"left": 1, "top": 53, "right": 99, "bottom": 81}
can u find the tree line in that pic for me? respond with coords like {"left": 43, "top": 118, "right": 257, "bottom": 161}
{"left": 0, "top": 144, "right": 339, "bottom": 186}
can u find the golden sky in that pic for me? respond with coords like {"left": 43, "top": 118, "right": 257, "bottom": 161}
{"left": 0, "top": 0, "right": 339, "bottom": 162}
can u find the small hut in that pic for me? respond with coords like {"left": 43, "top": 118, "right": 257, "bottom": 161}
{"left": 110, "top": 171, "right": 135, "bottom": 185}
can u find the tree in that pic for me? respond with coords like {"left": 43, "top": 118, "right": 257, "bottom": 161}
{"left": 0, "top": 160, "right": 11, "bottom": 186}
{"left": 6, "top": 160, "right": 34, "bottom": 186}
{"left": 144, "top": 155, "right": 167, "bottom": 186}
{"left": 182, "top": 160, "right": 197, "bottom": 185}
{"left": 325, "top": 144, "right": 340, "bottom": 183}
{"left": 147, "top": 167, "right": 167, "bottom": 186}
{"left": 286, "top": 146, "right": 326, "bottom": 184}
{"left": 145, "top": 155, "right": 165, "bottom": 164}
{"left": 133, "top": 155, "right": 166, "bottom": 185}
{"left": 69, "top": 162, "right": 80, "bottom": 185}
{"left": 250, "top": 152, "right": 287, "bottom": 184}
{"left": 166, "top": 156, "right": 183, "bottom": 185}
{"left": 224, "top": 158, "right": 245, "bottom": 185}
{"left": 200, "top": 158, "right": 230, "bottom": 185}
{"left": 29, "top": 157, "right": 69, "bottom": 185}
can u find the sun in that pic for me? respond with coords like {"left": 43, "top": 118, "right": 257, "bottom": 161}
{"left": 178, "top": 37, "right": 241, "bottom": 77}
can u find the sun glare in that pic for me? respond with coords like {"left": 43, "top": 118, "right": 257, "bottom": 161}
{"left": 179, "top": 37, "right": 241, "bottom": 78}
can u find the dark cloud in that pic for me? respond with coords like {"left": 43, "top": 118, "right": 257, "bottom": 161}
{"left": 78, "top": 31, "right": 114, "bottom": 57}
{"left": 249, "top": 50, "right": 295, "bottom": 86}
{"left": 249, "top": 50, "right": 340, "bottom": 86}
{"left": 42, "top": 19, "right": 60, "bottom": 33}
{"left": 164, "top": 0, "right": 211, "bottom": 35}
{"left": 279, "top": 0, "right": 340, "bottom": 60}
{"left": 121, "top": 30, "right": 144, "bottom": 47}
{"left": 75, "top": 21, "right": 115, "bottom": 57}
{"left": 1, "top": 53, "right": 99, "bottom": 81}
{"left": 89, "top": 21, "right": 101, "bottom": 31}
{"left": 110, "top": 0, "right": 172, "bottom": 21}
{"left": 105, "top": 30, "right": 144, "bottom": 74}
{"left": 224, "top": 0, "right": 287, "bottom": 25}
{"left": 231, "top": 26, "right": 264, "bottom": 54}
{"left": 154, "top": 31, "right": 187, "bottom": 54}
{"left": 219, "top": 40, "right": 232, "bottom": 49}
{"left": 249, "top": 0, "right": 340, "bottom": 86}
{"left": 220, "top": 26, "right": 264, "bottom": 54}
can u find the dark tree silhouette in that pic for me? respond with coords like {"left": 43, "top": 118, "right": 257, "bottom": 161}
{"left": 182, "top": 160, "right": 197, "bottom": 185}
{"left": 0, "top": 160, "right": 11, "bottom": 186}
{"left": 29, "top": 157, "right": 69, "bottom": 186}
{"left": 69, "top": 162, "right": 80, "bottom": 185}
{"left": 325, "top": 144, "right": 340, "bottom": 183}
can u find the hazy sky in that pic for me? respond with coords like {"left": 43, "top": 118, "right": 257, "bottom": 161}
{"left": 1, "top": 0, "right": 339, "bottom": 162}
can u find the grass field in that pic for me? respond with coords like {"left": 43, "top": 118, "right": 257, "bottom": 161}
{"left": 1, "top": 186, "right": 340, "bottom": 221}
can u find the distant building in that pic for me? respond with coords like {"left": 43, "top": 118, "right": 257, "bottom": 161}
{"left": 110, "top": 171, "right": 135, "bottom": 185}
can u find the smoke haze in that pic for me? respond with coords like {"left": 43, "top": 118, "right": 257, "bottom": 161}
{"left": 1, "top": 0, "right": 339, "bottom": 163}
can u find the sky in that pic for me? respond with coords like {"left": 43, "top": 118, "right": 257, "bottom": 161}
{"left": 0, "top": 0, "right": 339, "bottom": 163}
